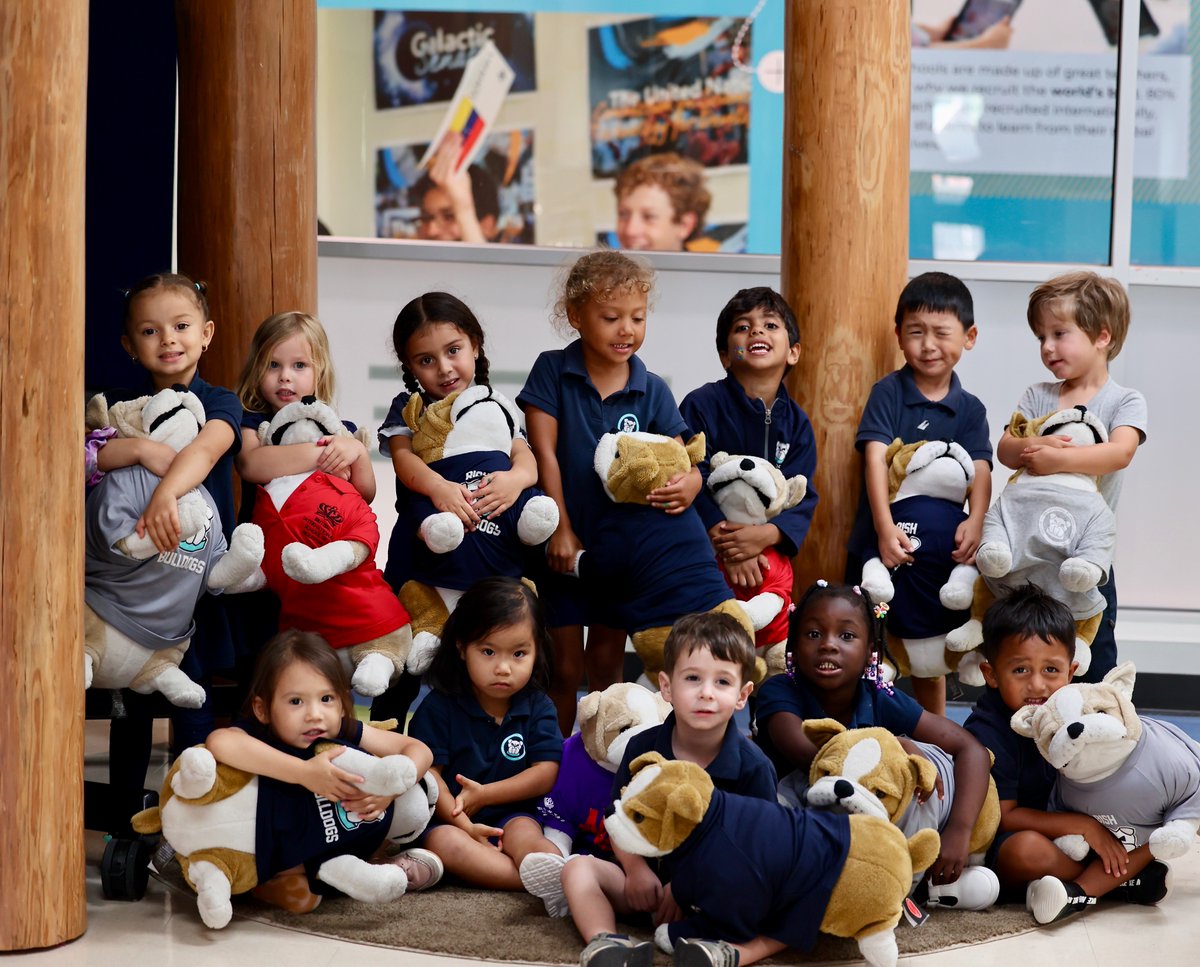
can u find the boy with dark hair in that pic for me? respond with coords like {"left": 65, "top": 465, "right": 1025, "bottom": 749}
{"left": 413, "top": 134, "right": 501, "bottom": 243}
{"left": 562, "top": 612, "right": 776, "bottom": 966}
{"left": 847, "top": 271, "right": 993, "bottom": 715}
{"left": 964, "top": 585, "right": 1168, "bottom": 924}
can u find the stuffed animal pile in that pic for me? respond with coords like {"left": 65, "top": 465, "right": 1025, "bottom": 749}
{"left": 249, "top": 396, "right": 412, "bottom": 696}
{"left": 84, "top": 386, "right": 265, "bottom": 706}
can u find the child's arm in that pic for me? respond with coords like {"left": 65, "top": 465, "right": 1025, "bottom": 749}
{"left": 996, "top": 426, "right": 1025, "bottom": 470}
{"left": 764, "top": 711, "right": 819, "bottom": 773}
{"left": 1012, "top": 425, "right": 1140, "bottom": 477}
{"left": 999, "top": 802, "right": 1130, "bottom": 876}
{"left": 96, "top": 436, "right": 177, "bottom": 478}
{"left": 428, "top": 766, "right": 504, "bottom": 844}
{"left": 953, "top": 458, "right": 993, "bottom": 563}
{"left": 645, "top": 435, "right": 703, "bottom": 514}
{"left": 910, "top": 712, "right": 992, "bottom": 884}
{"left": 138, "top": 420, "right": 236, "bottom": 552}
{"left": 205, "top": 725, "right": 366, "bottom": 803}
{"left": 864, "top": 440, "right": 913, "bottom": 567}
{"left": 326, "top": 436, "right": 376, "bottom": 502}
{"left": 525, "top": 405, "right": 582, "bottom": 572}
{"left": 356, "top": 727, "right": 434, "bottom": 775}
{"left": 451, "top": 760, "right": 559, "bottom": 819}
{"left": 390, "top": 434, "right": 480, "bottom": 526}
{"left": 469, "top": 437, "right": 538, "bottom": 519}
{"left": 612, "top": 842, "right": 665, "bottom": 913}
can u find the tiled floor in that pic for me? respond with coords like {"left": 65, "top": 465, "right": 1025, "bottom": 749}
{"left": 14, "top": 720, "right": 1199, "bottom": 966}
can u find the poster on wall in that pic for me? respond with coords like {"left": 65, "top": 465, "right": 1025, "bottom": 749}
{"left": 375, "top": 128, "right": 535, "bottom": 244}
{"left": 374, "top": 10, "right": 536, "bottom": 110}
{"left": 588, "top": 16, "right": 752, "bottom": 180}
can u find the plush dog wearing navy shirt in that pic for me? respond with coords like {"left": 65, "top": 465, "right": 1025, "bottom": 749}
{"left": 607, "top": 752, "right": 939, "bottom": 967}
{"left": 396, "top": 385, "right": 559, "bottom": 672}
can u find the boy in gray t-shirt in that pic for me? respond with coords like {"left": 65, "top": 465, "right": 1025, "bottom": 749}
{"left": 997, "top": 272, "right": 1147, "bottom": 682}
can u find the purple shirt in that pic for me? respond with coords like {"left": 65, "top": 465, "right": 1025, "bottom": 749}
{"left": 538, "top": 733, "right": 614, "bottom": 856}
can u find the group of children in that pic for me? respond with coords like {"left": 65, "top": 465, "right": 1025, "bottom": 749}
{"left": 87, "top": 249, "right": 1152, "bottom": 964}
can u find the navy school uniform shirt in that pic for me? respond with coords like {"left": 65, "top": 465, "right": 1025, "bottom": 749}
{"left": 848, "top": 365, "right": 992, "bottom": 556}
{"left": 963, "top": 686, "right": 1057, "bottom": 810}
{"left": 680, "top": 372, "right": 819, "bottom": 556}
{"left": 754, "top": 673, "right": 924, "bottom": 776}
{"left": 515, "top": 340, "right": 687, "bottom": 548}
{"left": 407, "top": 687, "right": 563, "bottom": 828}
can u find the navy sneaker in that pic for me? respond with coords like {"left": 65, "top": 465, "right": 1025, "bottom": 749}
{"left": 1026, "top": 876, "right": 1096, "bottom": 924}
{"left": 1114, "top": 861, "right": 1171, "bottom": 905}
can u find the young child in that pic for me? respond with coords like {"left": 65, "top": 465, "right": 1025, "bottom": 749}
{"left": 996, "top": 272, "right": 1147, "bottom": 683}
{"left": 517, "top": 250, "right": 699, "bottom": 734}
{"left": 846, "top": 271, "right": 993, "bottom": 715}
{"left": 680, "top": 286, "right": 818, "bottom": 596}
{"left": 405, "top": 577, "right": 565, "bottom": 893}
{"left": 963, "top": 584, "right": 1167, "bottom": 923}
{"left": 562, "top": 612, "right": 777, "bottom": 967}
{"left": 613, "top": 152, "right": 711, "bottom": 252}
{"left": 756, "top": 581, "right": 992, "bottom": 892}
{"left": 205, "top": 629, "right": 441, "bottom": 912}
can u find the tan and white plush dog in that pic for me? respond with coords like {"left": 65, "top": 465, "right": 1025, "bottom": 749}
{"left": 707, "top": 452, "right": 807, "bottom": 677}
{"left": 1011, "top": 662, "right": 1200, "bottom": 863}
{"left": 607, "top": 752, "right": 939, "bottom": 967}
{"left": 84, "top": 386, "right": 265, "bottom": 706}
{"left": 250, "top": 397, "right": 412, "bottom": 696}
{"left": 582, "top": 432, "right": 783, "bottom": 682}
{"left": 804, "top": 719, "right": 1000, "bottom": 909}
{"left": 131, "top": 740, "right": 437, "bottom": 929}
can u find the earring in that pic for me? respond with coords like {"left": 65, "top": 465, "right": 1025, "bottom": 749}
{"left": 201, "top": 344, "right": 208, "bottom": 353}
{"left": 129, "top": 355, "right": 138, "bottom": 364}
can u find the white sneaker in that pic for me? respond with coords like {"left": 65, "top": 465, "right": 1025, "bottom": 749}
{"left": 519, "top": 851, "right": 571, "bottom": 918}
{"left": 926, "top": 866, "right": 1000, "bottom": 911}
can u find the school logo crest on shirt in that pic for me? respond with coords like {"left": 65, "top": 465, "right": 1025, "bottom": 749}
{"left": 1038, "top": 506, "right": 1076, "bottom": 548}
{"left": 500, "top": 733, "right": 527, "bottom": 761}
{"left": 774, "top": 441, "right": 790, "bottom": 467}
{"left": 616, "top": 413, "right": 640, "bottom": 433}
{"left": 177, "top": 504, "right": 214, "bottom": 553}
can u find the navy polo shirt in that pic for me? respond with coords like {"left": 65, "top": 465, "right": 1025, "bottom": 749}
{"left": 964, "top": 687, "right": 1057, "bottom": 810}
{"left": 754, "top": 674, "right": 924, "bottom": 775}
{"left": 610, "top": 711, "right": 778, "bottom": 807}
{"left": 516, "top": 341, "right": 686, "bottom": 547}
{"left": 680, "top": 372, "right": 819, "bottom": 556}
{"left": 407, "top": 688, "right": 563, "bottom": 828}
{"left": 665, "top": 790, "right": 851, "bottom": 952}
{"left": 849, "top": 366, "right": 992, "bottom": 555}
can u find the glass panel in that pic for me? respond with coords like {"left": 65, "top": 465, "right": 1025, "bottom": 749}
{"left": 316, "top": 1, "right": 786, "bottom": 254}
{"left": 1131, "top": 0, "right": 1197, "bottom": 266}
{"left": 910, "top": 0, "right": 1121, "bottom": 263}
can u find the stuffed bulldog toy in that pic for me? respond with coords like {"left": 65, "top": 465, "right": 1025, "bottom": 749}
{"left": 803, "top": 719, "right": 1000, "bottom": 910}
{"left": 1011, "top": 662, "right": 1200, "bottom": 863}
{"left": 707, "top": 452, "right": 807, "bottom": 678}
{"left": 580, "top": 431, "right": 783, "bottom": 683}
{"left": 84, "top": 386, "right": 265, "bottom": 707}
{"left": 131, "top": 739, "right": 438, "bottom": 929}
{"left": 856, "top": 439, "right": 984, "bottom": 686}
{"left": 947, "top": 406, "right": 1116, "bottom": 677}
{"left": 250, "top": 397, "right": 412, "bottom": 696}
{"left": 396, "top": 385, "right": 558, "bottom": 673}
{"left": 607, "top": 752, "right": 940, "bottom": 967}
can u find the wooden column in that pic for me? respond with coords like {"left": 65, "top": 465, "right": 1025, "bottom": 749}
{"left": 0, "top": 0, "right": 88, "bottom": 950}
{"left": 175, "top": 0, "right": 318, "bottom": 392}
{"left": 783, "top": 1, "right": 910, "bottom": 587}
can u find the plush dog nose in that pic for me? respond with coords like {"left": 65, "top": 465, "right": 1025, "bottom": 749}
{"left": 739, "top": 458, "right": 754, "bottom": 471}
{"left": 1067, "top": 722, "right": 1085, "bottom": 739}
{"left": 833, "top": 779, "right": 854, "bottom": 800}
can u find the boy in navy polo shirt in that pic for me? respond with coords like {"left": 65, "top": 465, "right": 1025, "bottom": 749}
{"left": 562, "top": 613, "right": 776, "bottom": 966}
{"left": 847, "top": 272, "right": 993, "bottom": 715}
{"left": 964, "top": 585, "right": 1168, "bottom": 923}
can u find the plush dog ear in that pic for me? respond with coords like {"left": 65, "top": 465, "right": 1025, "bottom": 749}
{"left": 629, "top": 751, "right": 669, "bottom": 776}
{"left": 354, "top": 427, "right": 373, "bottom": 448}
{"left": 1103, "top": 661, "right": 1137, "bottom": 700}
{"left": 684, "top": 433, "right": 706, "bottom": 467}
{"left": 666, "top": 782, "right": 708, "bottom": 828}
{"left": 402, "top": 393, "right": 426, "bottom": 433}
{"left": 803, "top": 718, "right": 847, "bottom": 751}
{"left": 710, "top": 451, "right": 732, "bottom": 470}
{"left": 910, "top": 752, "right": 939, "bottom": 795}
{"left": 884, "top": 437, "right": 906, "bottom": 465}
{"left": 783, "top": 473, "right": 807, "bottom": 510}
{"left": 257, "top": 421, "right": 272, "bottom": 446}
{"left": 85, "top": 393, "right": 111, "bottom": 431}
{"left": 1008, "top": 411, "right": 1052, "bottom": 440}
{"left": 1010, "top": 704, "right": 1040, "bottom": 738}
{"left": 577, "top": 691, "right": 602, "bottom": 731}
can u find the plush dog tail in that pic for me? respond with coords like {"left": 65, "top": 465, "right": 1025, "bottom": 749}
{"left": 131, "top": 806, "right": 162, "bottom": 836}
{"left": 907, "top": 828, "right": 941, "bottom": 877}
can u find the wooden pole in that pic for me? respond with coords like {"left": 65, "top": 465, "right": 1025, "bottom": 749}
{"left": 783, "top": 1, "right": 910, "bottom": 588}
{"left": 175, "top": 0, "right": 318, "bottom": 393}
{"left": 0, "top": 0, "right": 89, "bottom": 950}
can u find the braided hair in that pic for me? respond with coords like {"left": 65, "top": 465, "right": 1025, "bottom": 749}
{"left": 390, "top": 291, "right": 489, "bottom": 396}
{"left": 786, "top": 581, "right": 890, "bottom": 688}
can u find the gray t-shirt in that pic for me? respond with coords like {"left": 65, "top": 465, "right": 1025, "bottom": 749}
{"left": 1016, "top": 378, "right": 1148, "bottom": 510}
{"left": 1050, "top": 717, "right": 1200, "bottom": 850}
{"left": 85, "top": 466, "right": 228, "bottom": 650}
{"left": 896, "top": 740, "right": 955, "bottom": 838}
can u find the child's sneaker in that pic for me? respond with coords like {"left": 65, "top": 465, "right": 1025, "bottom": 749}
{"left": 580, "top": 932, "right": 654, "bottom": 967}
{"left": 1114, "top": 861, "right": 1171, "bottom": 905}
{"left": 388, "top": 847, "right": 443, "bottom": 891}
{"left": 674, "top": 938, "right": 740, "bottom": 967}
{"left": 519, "top": 851, "right": 572, "bottom": 918}
{"left": 926, "top": 865, "right": 1000, "bottom": 910}
{"left": 1026, "top": 875, "right": 1096, "bottom": 924}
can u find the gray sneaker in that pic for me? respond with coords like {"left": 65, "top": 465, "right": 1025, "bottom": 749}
{"left": 580, "top": 932, "right": 654, "bottom": 967}
{"left": 674, "top": 938, "right": 740, "bottom": 967}
{"left": 389, "top": 847, "right": 443, "bottom": 891}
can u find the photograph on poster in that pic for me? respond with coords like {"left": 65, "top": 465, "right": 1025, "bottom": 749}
{"left": 374, "top": 10, "right": 536, "bottom": 109}
{"left": 588, "top": 16, "right": 752, "bottom": 179}
{"left": 375, "top": 128, "right": 535, "bottom": 243}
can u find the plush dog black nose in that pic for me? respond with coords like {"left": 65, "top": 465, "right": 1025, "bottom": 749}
{"left": 1067, "top": 722, "right": 1085, "bottom": 740}
{"left": 739, "top": 458, "right": 754, "bottom": 471}
{"left": 302, "top": 395, "right": 317, "bottom": 405}
{"left": 833, "top": 779, "right": 854, "bottom": 800}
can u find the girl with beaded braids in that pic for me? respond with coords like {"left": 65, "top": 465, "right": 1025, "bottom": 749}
{"left": 754, "top": 580, "right": 993, "bottom": 889}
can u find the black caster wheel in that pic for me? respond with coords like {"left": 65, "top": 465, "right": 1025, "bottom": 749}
{"left": 101, "top": 836, "right": 150, "bottom": 901}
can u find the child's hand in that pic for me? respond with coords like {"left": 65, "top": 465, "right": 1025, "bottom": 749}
{"left": 136, "top": 489, "right": 183, "bottom": 553}
{"left": 301, "top": 747, "right": 366, "bottom": 803}
{"left": 342, "top": 793, "right": 394, "bottom": 823}
{"left": 711, "top": 521, "right": 773, "bottom": 565}
{"left": 952, "top": 517, "right": 983, "bottom": 564}
{"left": 315, "top": 436, "right": 366, "bottom": 478}
{"left": 654, "top": 883, "right": 682, "bottom": 926}
{"left": 927, "top": 824, "right": 970, "bottom": 885}
{"left": 723, "top": 555, "right": 766, "bottom": 589}
{"left": 428, "top": 133, "right": 472, "bottom": 205}
{"left": 1079, "top": 817, "right": 1129, "bottom": 878}
{"left": 896, "top": 737, "right": 944, "bottom": 804}
{"left": 431, "top": 478, "right": 481, "bottom": 528}
{"left": 452, "top": 774, "right": 489, "bottom": 818}
{"left": 470, "top": 470, "right": 521, "bottom": 520}
{"left": 647, "top": 467, "right": 701, "bottom": 514}
{"left": 624, "top": 864, "right": 664, "bottom": 913}
{"left": 466, "top": 820, "right": 504, "bottom": 847}
{"left": 877, "top": 527, "right": 914, "bottom": 568}
{"left": 547, "top": 526, "right": 584, "bottom": 574}
{"left": 138, "top": 440, "right": 178, "bottom": 478}
{"left": 1018, "top": 436, "right": 1072, "bottom": 476}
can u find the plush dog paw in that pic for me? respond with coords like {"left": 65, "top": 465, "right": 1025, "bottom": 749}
{"left": 654, "top": 922, "right": 674, "bottom": 955}
{"left": 351, "top": 652, "right": 395, "bottom": 697}
{"left": 1059, "top": 557, "right": 1103, "bottom": 593}
{"left": 420, "top": 513, "right": 464, "bottom": 554}
{"left": 860, "top": 557, "right": 895, "bottom": 604}
{"left": 1149, "top": 821, "right": 1195, "bottom": 861}
{"left": 188, "top": 859, "right": 233, "bottom": 929}
{"left": 406, "top": 632, "right": 441, "bottom": 675}
{"left": 975, "top": 542, "right": 1012, "bottom": 578}
{"left": 1053, "top": 834, "right": 1090, "bottom": 862}
{"left": 939, "top": 564, "right": 979, "bottom": 611}
{"left": 152, "top": 667, "right": 207, "bottom": 708}
{"left": 1073, "top": 639, "right": 1093, "bottom": 677}
{"left": 176, "top": 492, "right": 210, "bottom": 543}
{"left": 317, "top": 854, "right": 408, "bottom": 903}
{"left": 172, "top": 746, "right": 218, "bottom": 799}
{"left": 371, "top": 754, "right": 419, "bottom": 797}
{"left": 956, "top": 650, "right": 986, "bottom": 687}
{"left": 83, "top": 653, "right": 94, "bottom": 690}
{"left": 945, "top": 618, "right": 983, "bottom": 653}
{"left": 516, "top": 495, "right": 560, "bottom": 546}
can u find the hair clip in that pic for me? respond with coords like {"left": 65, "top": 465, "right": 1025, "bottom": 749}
{"left": 852, "top": 585, "right": 862, "bottom": 596}
{"left": 119, "top": 288, "right": 132, "bottom": 300}
{"left": 786, "top": 602, "right": 796, "bottom": 614}
{"left": 784, "top": 650, "right": 796, "bottom": 683}
{"left": 816, "top": 579, "right": 828, "bottom": 588}
{"left": 873, "top": 601, "right": 890, "bottom": 621}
